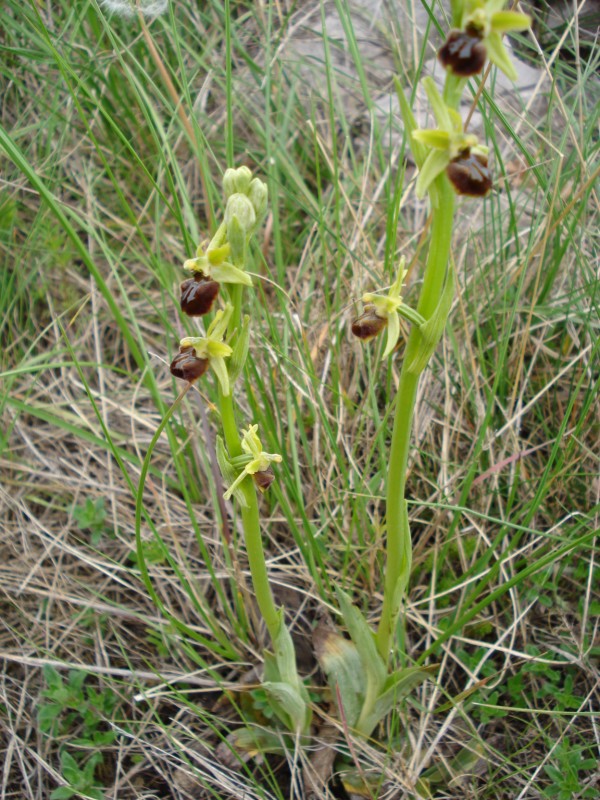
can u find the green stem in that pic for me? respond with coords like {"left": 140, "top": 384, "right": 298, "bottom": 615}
{"left": 240, "top": 485, "right": 281, "bottom": 638}
{"left": 376, "top": 177, "right": 455, "bottom": 663}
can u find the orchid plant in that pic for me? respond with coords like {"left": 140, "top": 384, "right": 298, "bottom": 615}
{"left": 137, "top": 0, "right": 532, "bottom": 789}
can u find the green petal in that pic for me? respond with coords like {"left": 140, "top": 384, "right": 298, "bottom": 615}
{"left": 412, "top": 129, "right": 451, "bottom": 150}
{"left": 211, "top": 356, "right": 231, "bottom": 396}
{"left": 416, "top": 150, "right": 450, "bottom": 198}
{"left": 381, "top": 312, "right": 400, "bottom": 360}
{"left": 485, "top": 31, "right": 518, "bottom": 81}
{"left": 490, "top": 11, "right": 530, "bottom": 33}
{"left": 207, "top": 304, "right": 233, "bottom": 340}
{"left": 211, "top": 262, "right": 253, "bottom": 286}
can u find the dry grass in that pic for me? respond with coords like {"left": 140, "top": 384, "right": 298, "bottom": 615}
{"left": 1, "top": 1, "right": 599, "bottom": 798}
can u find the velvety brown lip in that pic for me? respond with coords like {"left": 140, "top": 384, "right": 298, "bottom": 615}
{"left": 447, "top": 150, "right": 492, "bottom": 197}
{"left": 438, "top": 29, "right": 487, "bottom": 77}
{"left": 169, "top": 346, "right": 209, "bottom": 382}
{"left": 180, "top": 273, "right": 220, "bottom": 316}
{"left": 351, "top": 307, "right": 388, "bottom": 340}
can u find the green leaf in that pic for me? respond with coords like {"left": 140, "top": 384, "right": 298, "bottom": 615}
{"left": 314, "top": 626, "right": 366, "bottom": 727}
{"left": 42, "top": 665, "right": 63, "bottom": 690}
{"left": 38, "top": 703, "right": 63, "bottom": 731}
{"left": 263, "top": 681, "right": 307, "bottom": 732}
{"left": 356, "top": 664, "right": 437, "bottom": 735}
{"left": 232, "top": 725, "right": 287, "bottom": 755}
{"left": 50, "top": 788, "right": 76, "bottom": 800}
{"left": 408, "top": 264, "right": 455, "bottom": 374}
{"left": 272, "top": 610, "right": 302, "bottom": 691}
{"left": 336, "top": 590, "right": 386, "bottom": 689}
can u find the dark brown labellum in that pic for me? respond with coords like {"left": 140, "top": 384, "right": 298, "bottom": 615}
{"left": 351, "top": 307, "right": 388, "bottom": 341}
{"left": 169, "top": 346, "right": 209, "bottom": 382}
{"left": 253, "top": 468, "right": 275, "bottom": 493}
{"left": 180, "top": 273, "right": 220, "bottom": 316}
{"left": 446, "top": 150, "right": 492, "bottom": 197}
{"left": 438, "top": 29, "right": 487, "bottom": 77}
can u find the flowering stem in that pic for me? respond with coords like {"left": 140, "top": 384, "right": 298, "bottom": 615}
{"left": 218, "top": 254, "right": 281, "bottom": 643}
{"left": 376, "top": 177, "right": 455, "bottom": 663}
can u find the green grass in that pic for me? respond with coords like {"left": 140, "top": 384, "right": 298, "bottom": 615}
{"left": 1, "top": 1, "right": 598, "bottom": 798}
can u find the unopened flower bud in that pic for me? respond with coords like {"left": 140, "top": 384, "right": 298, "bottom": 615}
{"left": 223, "top": 166, "right": 253, "bottom": 197}
{"left": 247, "top": 178, "right": 268, "bottom": 221}
{"left": 253, "top": 468, "right": 275, "bottom": 493}
{"left": 170, "top": 346, "right": 209, "bottom": 382}
{"left": 180, "top": 273, "right": 220, "bottom": 316}
{"left": 446, "top": 149, "right": 492, "bottom": 197}
{"left": 438, "top": 28, "right": 487, "bottom": 76}
{"left": 351, "top": 306, "right": 388, "bottom": 340}
{"left": 225, "top": 194, "right": 256, "bottom": 234}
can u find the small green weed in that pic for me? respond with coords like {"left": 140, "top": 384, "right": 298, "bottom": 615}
{"left": 71, "top": 498, "right": 108, "bottom": 546}
{"left": 39, "top": 666, "right": 117, "bottom": 800}
{"left": 50, "top": 750, "right": 104, "bottom": 800}
{"left": 542, "top": 738, "right": 598, "bottom": 800}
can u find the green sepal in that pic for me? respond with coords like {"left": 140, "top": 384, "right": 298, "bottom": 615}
{"left": 485, "top": 30, "right": 518, "bottom": 81}
{"left": 356, "top": 664, "right": 438, "bottom": 736}
{"left": 228, "top": 315, "right": 250, "bottom": 385}
{"left": 394, "top": 76, "right": 426, "bottom": 169}
{"left": 211, "top": 261, "right": 253, "bottom": 286}
{"left": 210, "top": 355, "right": 231, "bottom": 396}
{"left": 381, "top": 311, "right": 400, "bottom": 360}
{"left": 423, "top": 77, "right": 452, "bottom": 132}
{"left": 490, "top": 11, "right": 531, "bottom": 33}
{"left": 408, "top": 264, "right": 455, "bottom": 374}
{"left": 216, "top": 436, "right": 249, "bottom": 508}
{"left": 314, "top": 626, "right": 366, "bottom": 728}
{"left": 415, "top": 150, "right": 450, "bottom": 200}
{"left": 412, "top": 129, "right": 451, "bottom": 150}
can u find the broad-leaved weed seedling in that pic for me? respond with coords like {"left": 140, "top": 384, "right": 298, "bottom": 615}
{"left": 134, "top": 0, "right": 531, "bottom": 776}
